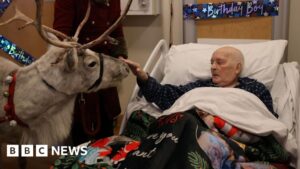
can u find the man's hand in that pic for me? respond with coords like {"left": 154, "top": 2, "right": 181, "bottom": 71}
{"left": 119, "top": 58, "right": 148, "bottom": 81}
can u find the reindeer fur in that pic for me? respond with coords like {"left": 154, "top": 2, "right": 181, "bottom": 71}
{"left": 0, "top": 45, "right": 129, "bottom": 145}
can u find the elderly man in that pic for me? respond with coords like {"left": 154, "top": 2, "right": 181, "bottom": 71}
{"left": 121, "top": 46, "right": 278, "bottom": 118}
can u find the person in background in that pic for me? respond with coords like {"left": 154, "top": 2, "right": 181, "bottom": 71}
{"left": 53, "top": 0, "right": 128, "bottom": 145}
{"left": 120, "top": 46, "right": 278, "bottom": 118}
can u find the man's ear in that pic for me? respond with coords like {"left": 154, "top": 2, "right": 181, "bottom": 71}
{"left": 235, "top": 63, "right": 242, "bottom": 75}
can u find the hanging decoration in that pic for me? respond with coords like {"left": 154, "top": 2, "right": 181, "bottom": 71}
{"left": 183, "top": 0, "right": 279, "bottom": 20}
{"left": 1, "top": 1, "right": 35, "bottom": 65}
{"left": 0, "top": 35, "right": 35, "bottom": 65}
{"left": 0, "top": 0, "right": 11, "bottom": 17}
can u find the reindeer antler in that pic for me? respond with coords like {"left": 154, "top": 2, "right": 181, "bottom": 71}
{"left": 73, "top": 0, "right": 91, "bottom": 41}
{"left": 34, "top": 0, "right": 78, "bottom": 48}
{"left": 0, "top": 0, "right": 132, "bottom": 49}
{"left": 80, "top": 0, "right": 133, "bottom": 49}
{"left": 0, "top": 0, "right": 77, "bottom": 48}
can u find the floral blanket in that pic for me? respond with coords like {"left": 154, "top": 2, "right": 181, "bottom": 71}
{"left": 51, "top": 109, "right": 290, "bottom": 169}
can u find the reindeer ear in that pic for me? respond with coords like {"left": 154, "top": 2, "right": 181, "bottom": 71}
{"left": 46, "top": 32, "right": 63, "bottom": 50}
{"left": 64, "top": 48, "right": 78, "bottom": 72}
{"left": 46, "top": 32, "right": 60, "bottom": 41}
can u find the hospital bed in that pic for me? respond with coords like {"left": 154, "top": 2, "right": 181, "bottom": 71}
{"left": 51, "top": 39, "right": 300, "bottom": 169}
{"left": 120, "top": 38, "right": 300, "bottom": 168}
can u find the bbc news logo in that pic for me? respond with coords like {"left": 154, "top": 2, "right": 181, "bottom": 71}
{"left": 7, "top": 145, "right": 88, "bottom": 157}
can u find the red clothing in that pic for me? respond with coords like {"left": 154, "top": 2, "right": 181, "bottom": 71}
{"left": 53, "top": 0, "right": 127, "bottom": 57}
{"left": 53, "top": 0, "right": 127, "bottom": 145}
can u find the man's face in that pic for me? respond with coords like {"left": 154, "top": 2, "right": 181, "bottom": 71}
{"left": 210, "top": 50, "right": 240, "bottom": 87}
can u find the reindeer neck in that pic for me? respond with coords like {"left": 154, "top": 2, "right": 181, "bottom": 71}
{"left": 12, "top": 63, "right": 74, "bottom": 124}
{"left": 0, "top": 62, "right": 76, "bottom": 144}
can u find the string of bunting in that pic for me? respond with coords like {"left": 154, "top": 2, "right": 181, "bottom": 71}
{"left": 0, "top": 35, "right": 35, "bottom": 65}
{"left": 0, "top": 0, "right": 35, "bottom": 65}
{"left": 0, "top": 0, "right": 11, "bottom": 16}
{"left": 183, "top": 0, "right": 279, "bottom": 20}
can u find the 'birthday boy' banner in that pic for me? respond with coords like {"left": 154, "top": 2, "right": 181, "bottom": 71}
{"left": 183, "top": 0, "right": 279, "bottom": 20}
{"left": 0, "top": 35, "right": 35, "bottom": 65}
{"left": 0, "top": 0, "right": 11, "bottom": 17}
{"left": 1, "top": 0, "right": 35, "bottom": 65}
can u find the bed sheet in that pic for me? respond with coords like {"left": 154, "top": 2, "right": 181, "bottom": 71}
{"left": 121, "top": 39, "right": 300, "bottom": 168}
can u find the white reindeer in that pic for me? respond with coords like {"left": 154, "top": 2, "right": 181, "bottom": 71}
{"left": 0, "top": 0, "right": 132, "bottom": 145}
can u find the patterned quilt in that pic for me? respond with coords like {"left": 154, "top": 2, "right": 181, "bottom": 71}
{"left": 51, "top": 109, "right": 290, "bottom": 169}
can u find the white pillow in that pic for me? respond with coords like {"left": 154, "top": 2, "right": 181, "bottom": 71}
{"left": 161, "top": 40, "right": 287, "bottom": 89}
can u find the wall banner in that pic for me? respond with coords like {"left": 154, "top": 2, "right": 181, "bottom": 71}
{"left": 1, "top": 1, "right": 35, "bottom": 65}
{"left": 0, "top": 35, "right": 35, "bottom": 65}
{"left": 183, "top": 0, "right": 279, "bottom": 20}
{"left": 0, "top": 0, "right": 11, "bottom": 17}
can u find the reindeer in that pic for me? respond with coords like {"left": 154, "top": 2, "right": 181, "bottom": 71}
{"left": 0, "top": 0, "right": 132, "bottom": 146}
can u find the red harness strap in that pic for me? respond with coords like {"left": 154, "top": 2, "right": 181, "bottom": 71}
{"left": 0, "top": 71, "right": 29, "bottom": 128}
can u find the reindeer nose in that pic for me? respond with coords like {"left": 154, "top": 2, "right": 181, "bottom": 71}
{"left": 117, "top": 61, "right": 129, "bottom": 77}
{"left": 124, "top": 64, "right": 130, "bottom": 74}
{"left": 113, "top": 63, "right": 129, "bottom": 80}
{"left": 121, "top": 63, "right": 130, "bottom": 76}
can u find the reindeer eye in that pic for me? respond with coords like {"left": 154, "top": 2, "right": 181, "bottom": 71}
{"left": 88, "top": 61, "right": 97, "bottom": 68}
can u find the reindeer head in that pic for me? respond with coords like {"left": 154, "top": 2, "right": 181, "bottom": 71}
{"left": 36, "top": 43, "right": 129, "bottom": 95}
{"left": 0, "top": 0, "right": 133, "bottom": 95}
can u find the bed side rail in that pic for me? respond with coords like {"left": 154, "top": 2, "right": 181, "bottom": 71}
{"left": 129, "top": 39, "right": 168, "bottom": 102}
{"left": 119, "top": 39, "right": 169, "bottom": 134}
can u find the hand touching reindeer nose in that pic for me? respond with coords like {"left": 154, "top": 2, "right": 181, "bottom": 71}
{"left": 119, "top": 58, "right": 149, "bottom": 81}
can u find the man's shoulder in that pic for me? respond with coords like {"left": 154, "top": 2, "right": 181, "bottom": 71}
{"left": 194, "top": 78, "right": 215, "bottom": 86}
{"left": 239, "top": 77, "right": 266, "bottom": 88}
